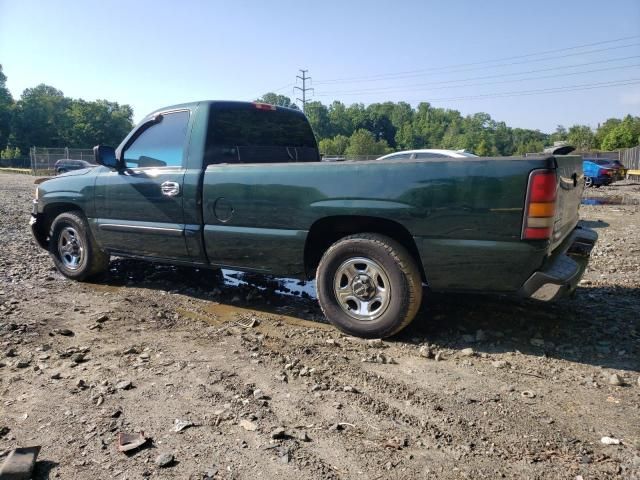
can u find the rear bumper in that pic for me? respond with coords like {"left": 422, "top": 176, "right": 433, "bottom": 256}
{"left": 518, "top": 225, "right": 597, "bottom": 301}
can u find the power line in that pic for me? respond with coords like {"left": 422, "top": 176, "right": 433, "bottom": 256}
{"left": 315, "top": 36, "right": 640, "bottom": 85}
{"left": 404, "top": 78, "right": 640, "bottom": 103}
{"left": 315, "top": 55, "right": 640, "bottom": 96}
{"left": 294, "top": 69, "right": 314, "bottom": 112}
{"left": 271, "top": 83, "right": 295, "bottom": 93}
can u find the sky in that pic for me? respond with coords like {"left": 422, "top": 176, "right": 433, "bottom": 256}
{"left": 1, "top": 0, "right": 639, "bottom": 132}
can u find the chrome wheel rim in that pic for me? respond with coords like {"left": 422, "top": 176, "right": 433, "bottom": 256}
{"left": 58, "top": 226, "right": 84, "bottom": 270}
{"left": 333, "top": 257, "right": 391, "bottom": 321}
{"left": 584, "top": 177, "right": 593, "bottom": 187}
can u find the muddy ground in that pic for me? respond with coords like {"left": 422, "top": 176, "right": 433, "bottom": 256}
{"left": 1, "top": 173, "right": 639, "bottom": 479}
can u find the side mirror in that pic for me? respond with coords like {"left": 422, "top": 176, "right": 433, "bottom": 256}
{"left": 93, "top": 145, "right": 120, "bottom": 169}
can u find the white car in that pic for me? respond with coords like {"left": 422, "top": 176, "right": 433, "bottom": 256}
{"left": 377, "top": 149, "right": 478, "bottom": 160}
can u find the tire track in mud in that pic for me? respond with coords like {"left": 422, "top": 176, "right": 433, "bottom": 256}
{"left": 90, "top": 280, "right": 631, "bottom": 478}
{"left": 202, "top": 326, "right": 468, "bottom": 477}
{"left": 222, "top": 321, "right": 602, "bottom": 477}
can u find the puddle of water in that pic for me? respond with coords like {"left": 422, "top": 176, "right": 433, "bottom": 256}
{"left": 176, "top": 303, "right": 333, "bottom": 331}
{"left": 581, "top": 196, "right": 640, "bottom": 206}
{"left": 103, "top": 258, "right": 317, "bottom": 300}
{"left": 221, "top": 269, "right": 317, "bottom": 299}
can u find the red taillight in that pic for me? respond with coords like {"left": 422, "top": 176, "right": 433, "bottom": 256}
{"left": 599, "top": 168, "right": 611, "bottom": 176}
{"left": 253, "top": 102, "right": 276, "bottom": 111}
{"left": 522, "top": 170, "right": 557, "bottom": 241}
{"left": 524, "top": 227, "right": 552, "bottom": 240}
{"left": 529, "top": 171, "right": 557, "bottom": 202}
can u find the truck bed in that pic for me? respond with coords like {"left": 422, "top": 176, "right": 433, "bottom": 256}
{"left": 198, "top": 155, "right": 582, "bottom": 292}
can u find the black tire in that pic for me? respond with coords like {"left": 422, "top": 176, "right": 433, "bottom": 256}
{"left": 316, "top": 233, "right": 423, "bottom": 338}
{"left": 48, "top": 211, "right": 110, "bottom": 281}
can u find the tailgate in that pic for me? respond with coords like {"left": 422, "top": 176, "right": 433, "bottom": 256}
{"left": 550, "top": 155, "right": 583, "bottom": 250}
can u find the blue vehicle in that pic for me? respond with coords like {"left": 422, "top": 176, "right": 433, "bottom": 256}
{"left": 583, "top": 160, "right": 613, "bottom": 188}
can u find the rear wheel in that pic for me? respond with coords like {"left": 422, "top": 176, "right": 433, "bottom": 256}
{"left": 316, "top": 233, "right": 423, "bottom": 338}
{"left": 584, "top": 177, "right": 593, "bottom": 188}
{"left": 48, "top": 211, "right": 110, "bottom": 281}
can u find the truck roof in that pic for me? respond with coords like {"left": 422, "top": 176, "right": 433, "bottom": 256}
{"left": 145, "top": 100, "right": 305, "bottom": 118}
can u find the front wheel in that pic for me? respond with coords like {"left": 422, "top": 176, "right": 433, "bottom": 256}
{"left": 584, "top": 177, "right": 593, "bottom": 188}
{"left": 316, "top": 233, "right": 423, "bottom": 338}
{"left": 48, "top": 211, "right": 110, "bottom": 281}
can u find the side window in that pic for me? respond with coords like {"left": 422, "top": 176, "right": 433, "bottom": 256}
{"left": 205, "top": 105, "right": 319, "bottom": 164}
{"left": 415, "top": 152, "right": 446, "bottom": 159}
{"left": 381, "top": 153, "right": 411, "bottom": 161}
{"left": 124, "top": 111, "right": 190, "bottom": 168}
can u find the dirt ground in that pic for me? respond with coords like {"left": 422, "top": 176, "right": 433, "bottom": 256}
{"left": 1, "top": 173, "right": 639, "bottom": 480}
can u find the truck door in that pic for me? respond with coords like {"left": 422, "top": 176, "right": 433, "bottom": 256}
{"left": 94, "top": 110, "right": 191, "bottom": 260}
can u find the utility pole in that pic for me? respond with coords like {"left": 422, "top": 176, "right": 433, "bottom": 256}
{"left": 294, "top": 69, "right": 313, "bottom": 113}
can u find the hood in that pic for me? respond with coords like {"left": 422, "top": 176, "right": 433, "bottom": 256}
{"left": 55, "top": 167, "right": 96, "bottom": 178}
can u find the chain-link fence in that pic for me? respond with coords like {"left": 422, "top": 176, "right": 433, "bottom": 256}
{"left": 29, "top": 147, "right": 95, "bottom": 175}
{"left": 0, "top": 157, "right": 31, "bottom": 169}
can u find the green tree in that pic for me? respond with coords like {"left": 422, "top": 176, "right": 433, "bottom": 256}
{"left": 327, "top": 101, "right": 352, "bottom": 137}
{"left": 0, "top": 64, "right": 14, "bottom": 149}
{"left": 594, "top": 118, "right": 621, "bottom": 149}
{"left": 318, "top": 135, "right": 349, "bottom": 155}
{"left": 345, "top": 103, "right": 367, "bottom": 131}
{"left": 494, "top": 122, "right": 514, "bottom": 155}
{"left": 475, "top": 139, "right": 491, "bottom": 156}
{"left": 549, "top": 125, "right": 568, "bottom": 144}
{"left": 255, "top": 92, "right": 299, "bottom": 110}
{"left": 11, "top": 84, "right": 71, "bottom": 151}
{"left": 304, "top": 101, "right": 331, "bottom": 139}
{"left": 395, "top": 121, "right": 420, "bottom": 150}
{"left": 601, "top": 123, "right": 635, "bottom": 150}
{"left": 566, "top": 125, "right": 595, "bottom": 151}
{"left": 0, "top": 145, "right": 20, "bottom": 159}
{"left": 345, "top": 129, "right": 391, "bottom": 156}
{"left": 65, "top": 99, "right": 133, "bottom": 147}
{"left": 365, "top": 102, "right": 397, "bottom": 147}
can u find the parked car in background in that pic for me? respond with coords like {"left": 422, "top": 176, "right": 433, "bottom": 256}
{"left": 583, "top": 158, "right": 626, "bottom": 181}
{"left": 377, "top": 149, "right": 478, "bottom": 161}
{"left": 583, "top": 160, "right": 614, "bottom": 187}
{"left": 54, "top": 159, "right": 96, "bottom": 175}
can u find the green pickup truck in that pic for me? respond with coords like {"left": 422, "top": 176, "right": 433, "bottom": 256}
{"left": 31, "top": 101, "right": 597, "bottom": 337}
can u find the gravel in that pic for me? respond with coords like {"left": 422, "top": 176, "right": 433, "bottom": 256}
{"left": 0, "top": 173, "right": 639, "bottom": 479}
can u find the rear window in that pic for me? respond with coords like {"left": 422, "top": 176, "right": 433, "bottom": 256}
{"left": 206, "top": 104, "right": 318, "bottom": 164}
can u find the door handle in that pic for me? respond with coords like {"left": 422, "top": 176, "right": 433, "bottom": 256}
{"left": 161, "top": 181, "right": 180, "bottom": 197}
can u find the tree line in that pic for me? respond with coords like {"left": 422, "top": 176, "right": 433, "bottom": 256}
{"left": 1, "top": 64, "right": 638, "bottom": 161}
{"left": 257, "top": 92, "right": 640, "bottom": 156}
{"left": 0, "top": 65, "right": 133, "bottom": 159}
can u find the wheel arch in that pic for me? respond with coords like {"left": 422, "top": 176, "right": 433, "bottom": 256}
{"left": 303, "top": 215, "right": 427, "bottom": 282}
{"left": 41, "top": 202, "right": 85, "bottom": 238}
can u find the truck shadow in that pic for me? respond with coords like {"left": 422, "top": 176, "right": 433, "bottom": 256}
{"left": 95, "top": 258, "right": 638, "bottom": 373}
{"left": 97, "top": 257, "right": 326, "bottom": 321}
{"left": 402, "top": 288, "right": 639, "bottom": 373}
